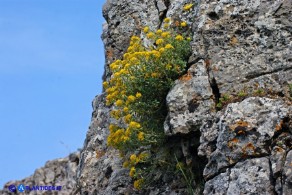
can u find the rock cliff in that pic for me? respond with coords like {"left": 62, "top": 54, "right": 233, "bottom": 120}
{"left": 1, "top": 0, "right": 291, "bottom": 194}
{"left": 0, "top": 152, "right": 79, "bottom": 195}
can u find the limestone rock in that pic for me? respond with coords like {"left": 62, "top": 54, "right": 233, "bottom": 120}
{"left": 204, "top": 157, "right": 275, "bottom": 195}
{"left": 164, "top": 60, "right": 215, "bottom": 135}
{"left": 283, "top": 150, "right": 292, "bottom": 195}
{"left": 0, "top": 152, "right": 79, "bottom": 195}
{"left": 2, "top": 0, "right": 292, "bottom": 194}
{"left": 192, "top": 0, "right": 292, "bottom": 97}
{"left": 200, "top": 97, "right": 291, "bottom": 179}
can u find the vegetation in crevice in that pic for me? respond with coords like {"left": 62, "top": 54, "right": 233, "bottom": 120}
{"left": 104, "top": 11, "right": 194, "bottom": 190}
{"left": 215, "top": 85, "right": 291, "bottom": 110}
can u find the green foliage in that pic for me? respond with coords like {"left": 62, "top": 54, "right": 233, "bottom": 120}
{"left": 175, "top": 155, "right": 195, "bottom": 194}
{"left": 104, "top": 19, "right": 192, "bottom": 188}
{"left": 237, "top": 90, "right": 247, "bottom": 97}
{"left": 216, "top": 94, "right": 230, "bottom": 109}
{"left": 254, "top": 88, "right": 265, "bottom": 95}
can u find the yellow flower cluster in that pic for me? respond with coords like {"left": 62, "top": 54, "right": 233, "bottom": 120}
{"left": 181, "top": 21, "right": 187, "bottom": 27}
{"left": 164, "top": 17, "right": 171, "bottom": 22}
{"left": 143, "top": 26, "right": 149, "bottom": 33}
{"left": 134, "top": 179, "right": 144, "bottom": 190}
{"left": 104, "top": 17, "right": 192, "bottom": 190}
{"left": 138, "top": 132, "right": 145, "bottom": 141}
{"left": 126, "top": 153, "right": 148, "bottom": 165}
{"left": 122, "top": 152, "right": 150, "bottom": 177}
{"left": 129, "top": 167, "right": 136, "bottom": 177}
{"left": 175, "top": 35, "right": 184, "bottom": 41}
{"left": 183, "top": 3, "right": 193, "bottom": 11}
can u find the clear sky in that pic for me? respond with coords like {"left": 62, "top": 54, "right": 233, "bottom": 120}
{"left": 0, "top": 0, "right": 106, "bottom": 187}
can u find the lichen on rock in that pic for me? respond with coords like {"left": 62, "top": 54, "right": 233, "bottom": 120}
{"left": 1, "top": 0, "right": 292, "bottom": 194}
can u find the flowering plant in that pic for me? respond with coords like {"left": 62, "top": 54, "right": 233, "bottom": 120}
{"left": 104, "top": 18, "right": 191, "bottom": 189}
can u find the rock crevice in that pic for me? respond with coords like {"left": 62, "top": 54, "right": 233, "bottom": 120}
{"left": 1, "top": 0, "right": 291, "bottom": 194}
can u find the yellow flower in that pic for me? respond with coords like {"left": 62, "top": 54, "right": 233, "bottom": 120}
{"left": 144, "top": 51, "right": 151, "bottom": 59}
{"left": 115, "top": 59, "right": 122, "bottom": 64}
{"left": 130, "top": 57, "right": 139, "bottom": 64}
{"left": 136, "top": 92, "right": 142, "bottom": 98}
{"left": 123, "top": 161, "right": 129, "bottom": 168}
{"left": 151, "top": 50, "right": 161, "bottom": 58}
{"left": 123, "top": 136, "right": 130, "bottom": 142}
{"left": 130, "top": 154, "right": 138, "bottom": 163}
{"left": 137, "top": 132, "right": 145, "bottom": 141}
{"left": 131, "top": 36, "right": 140, "bottom": 42}
{"left": 123, "top": 53, "right": 130, "bottom": 60}
{"left": 129, "top": 167, "right": 136, "bottom": 177}
{"left": 110, "top": 63, "right": 119, "bottom": 71}
{"left": 175, "top": 35, "right": 184, "bottom": 41}
{"left": 143, "top": 26, "right": 149, "bottom": 33}
{"left": 138, "top": 152, "right": 149, "bottom": 161}
{"left": 134, "top": 179, "right": 144, "bottom": 190}
{"left": 183, "top": 3, "right": 193, "bottom": 11}
{"left": 128, "top": 95, "right": 136, "bottom": 102}
{"left": 110, "top": 110, "right": 121, "bottom": 119}
{"left": 163, "top": 23, "right": 170, "bottom": 28}
{"left": 106, "top": 86, "right": 115, "bottom": 94}
{"left": 115, "top": 100, "right": 123, "bottom": 107}
{"left": 159, "top": 48, "right": 165, "bottom": 53}
{"left": 115, "top": 129, "right": 124, "bottom": 136}
{"left": 127, "top": 46, "right": 134, "bottom": 52}
{"left": 113, "top": 72, "right": 121, "bottom": 77}
{"left": 102, "top": 81, "right": 109, "bottom": 88}
{"left": 165, "top": 44, "right": 174, "bottom": 49}
{"left": 125, "top": 63, "right": 131, "bottom": 69}
{"left": 163, "top": 17, "right": 171, "bottom": 23}
{"left": 119, "top": 69, "right": 127, "bottom": 75}
{"left": 156, "top": 29, "right": 163, "bottom": 34}
{"left": 181, "top": 21, "right": 187, "bottom": 27}
{"left": 123, "top": 107, "right": 129, "bottom": 113}
{"left": 187, "top": 37, "right": 191, "bottom": 41}
{"left": 146, "top": 32, "right": 155, "bottom": 39}
{"left": 175, "top": 65, "right": 181, "bottom": 72}
{"left": 151, "top": 72, "right": 159, "bottom": 78}
{"left": 109, "top": 124, "right": 116, "bottom": 132}
{"left": 129, "top": 121, "right": 141, "bottom": 129}
{"left": 107, "top": 134, "right": 113, "bottom": 145}
{"left": 124, "top": 114, "right": 132, "bottom": 123}
{"left": 161, "top": 32, "right": 170, "bottom": 38}
{"left": 125, "top": 128, "right": 131, "bottom": 136}
{"left": 156, "top": 38, "right": 164, "bottom": 45}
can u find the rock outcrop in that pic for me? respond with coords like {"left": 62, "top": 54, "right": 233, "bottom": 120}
{"left": 0, "top": 152, "right": 79, "bottom": 195}
{"left": 2, "top": 0, "right": 291, "bottom": 194}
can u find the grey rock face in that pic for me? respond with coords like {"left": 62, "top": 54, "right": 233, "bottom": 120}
{"left": 283, "top": 150, "right": 292, "bottom": 195}
{"left": 74, "top": 94, "right": 134, "bottom": 195}
{"left": 164, "top": 60, "right": 215, "bottom": 135}
{"left": 204, "top": 157, "right": 274, "bottom": 195}
{"left": 101, "top": 0, "right": 161, "bottom": 81}
{"left": 191, "top": 0, "right": 292, "bottom": 96}
{"left": 74, "top": 1, "right": 201, "bottom": 194}
{"left": 2, "top": 0, "right": 292, "bottom": 194}
{"left": 201, "top": 97, "right": 290, "bottom": 179}
{"left": 200, "top": 97, "right": 292, "bottom": 194}
{"left": 0, "top": 152, "right": 79, "bottom": 195}
{"left": 164, "top": 0, "right": 292, "bottom": 194}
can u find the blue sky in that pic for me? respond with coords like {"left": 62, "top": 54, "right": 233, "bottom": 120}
{"left": 0, "top": 0, "right": 106, "bottom": 187}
